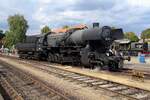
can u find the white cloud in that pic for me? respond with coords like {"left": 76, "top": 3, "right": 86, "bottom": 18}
{"left": 37, "top": 0, "right": 52, "bottom": 4}
{"left": 127, "top": 0, "right": 150, "bottom": 8}
{"left": 1, "top": 0, "right": 150, "bottom": 35}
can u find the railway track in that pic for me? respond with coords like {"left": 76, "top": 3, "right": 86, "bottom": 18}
{"left": 0, "top": 63, "right": 70, "bottom": 100}
{"left": 0, "top": 70, "right": 24, "bottom": 100}
{"left": 17, "top": 59, "right": 150, "bottom": 100}
{"left": 1, "top": 54, "right": 150, "bottom": 79}
{"left": 1, "top": 54, "right": 150, "bottom": 99}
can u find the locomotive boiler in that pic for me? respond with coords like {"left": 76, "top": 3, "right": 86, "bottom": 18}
{"left": 16, "top": 24, "right": 125, "bottom": 71}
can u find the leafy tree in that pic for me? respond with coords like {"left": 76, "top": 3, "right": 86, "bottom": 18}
{"left": 111, "top": 27, "right": 116, "bottom": 29}
{"left": 3, "top": 31, "right": 14, "bottom": 48}
{"left": 0, "top": 29, "right": 5, "bottom": 48}
{"left": 141, "top": 28, "right": 150, "bottom": 39}
{"left": 62, "top": 25, "right": 69, "bottom": 29}
{"left": 0, "top": 29, "right": 5, "bottom": 39}
{"left": 41, "top": 26, "right": 51, "bottom": 34}
{"left": 0, "top": 30, "right": 3, "bottom": 34}
{"left": 124, "top": 32, "right": 139, "bottom": 42}
{"left": 4, "top": 14, "right": 28, "bottom": 48}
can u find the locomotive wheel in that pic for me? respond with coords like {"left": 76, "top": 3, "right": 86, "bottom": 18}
{"left": 60, "top": 59, "right": 63, "bottom": 64}
{"left": 57, "top": 55, "right": 61, "bottom": 63}
{"left": 53, "top": 55, "right": 56, "bottom": 62}
{"left": 48, "top": 53, "right": 52, "bottom": 62}
{"left": 35, "top": 53, "right": 41, "bottom": 60}
{"left": 54, "top": 54, "right": 57, "bottom": 63}
{"left": 118, "top": 60, "right": 123, "bottom": 69}
{"left": 19, "top": 54, "right": 23, "bottom": 59}
{"left": 51, "top": 54, "right": 55, "bottom": 62}
{"left": 54, "top": 54, "right": 58, "bottom": 63}
{"left": 51, "top": 54, "right": 53, "bottom": 62}
{"left": 48, "top": 54, "right": 50, "bottom": 62}
{"left": 108, "top": 61, "right": 118, "bottom": 71}
{"left": 24, "top": 55, "right": 28, "bottom": 59}
{"left": 58, "top": 55, "right": 64, "bottom": 64}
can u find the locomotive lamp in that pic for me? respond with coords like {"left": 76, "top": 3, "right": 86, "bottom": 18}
{"left": 93, "top": 22, "right": 99, "bottom": 28}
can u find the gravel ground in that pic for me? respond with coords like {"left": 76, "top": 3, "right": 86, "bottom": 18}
{"left": 0, "top": 57, "right": 150, "bottom": 100}
{"left": 0, "top": 57, "right": 112, "bottom": 100}
{"left": 0, "top": 65, "right": 4, "bottom": 100}
{"left": 125, "top": 56, "right": 150, "bottom": 64}
{"left": 124, "top": 57, "right": 150, "bottom": 71}
{"left": 35, "top": 62, "right": 150, "bottom": 91}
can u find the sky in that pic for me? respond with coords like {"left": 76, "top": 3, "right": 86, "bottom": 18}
{"left": 0, "top": 0, "right": 150, "bottom": 36}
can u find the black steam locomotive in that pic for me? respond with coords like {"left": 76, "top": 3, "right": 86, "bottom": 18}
{"left": 16, "top": 24, "right": 126, "bottom": 71}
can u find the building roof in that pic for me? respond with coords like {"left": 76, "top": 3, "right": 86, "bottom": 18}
{"left": 52, "top": 28, "right": 68, "bottom": 33}
{"left": 70, "top": 24, "right": 87, "bottom": 29}
{"left": 52, "top": 24, "right": 87, "bottom": 33}
{"left": 114, "top": 39, "right": 131, "bottom": 44}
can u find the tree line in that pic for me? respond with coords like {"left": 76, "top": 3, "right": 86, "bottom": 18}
{"left": 0, "top": 14, "right": 51, "bottom": 49}
{"left": 0, "top": 14, "right": 150, "bottom": 49}
{"left": 124, "top": 30, "right": 150, "bottom": 42}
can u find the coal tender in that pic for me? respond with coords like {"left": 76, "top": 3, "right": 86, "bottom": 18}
{"left": 16, "top": 23, "right": 125, "bottom": 71}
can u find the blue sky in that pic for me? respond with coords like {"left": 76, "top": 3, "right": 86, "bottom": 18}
{"left": 0, "top": 0, "right": 150, "bottom": 36}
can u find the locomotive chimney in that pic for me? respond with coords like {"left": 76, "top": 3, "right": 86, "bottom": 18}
{"left": 93, "top": 22, "right": 99, "bottom": 28}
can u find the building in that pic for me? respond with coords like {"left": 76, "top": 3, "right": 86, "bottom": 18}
{"left": 52, "top": 24, "right": 87, "bottom": 33}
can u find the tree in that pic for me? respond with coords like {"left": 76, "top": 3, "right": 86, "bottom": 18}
{"left": 0, "top": 29, "right": 5, "bottom": 39}
{"left": 111, "top": 27, "right": 116, "bottom": 29}
{"left": 4, "top": 14, "right": 28, "bottom": 48}
{"left": 62, "top": 25, "right": 69, "bottom": 29}
{"left": 41, "top": 26, "right": 51, "bottom": 34}
{"left": 3, "top": 31, "right": 14, "bottom": 48}
{"left": 0, "top": 30, "right": 3, "bottom": 34}
{"left": 0, "top": 29, "right": 5, "bottom": 48}
{"left": 124, "top": 32, "right": 139, "bottom": 42}
{"left": 141, "top": 28, "right": 150, "bottom": 39}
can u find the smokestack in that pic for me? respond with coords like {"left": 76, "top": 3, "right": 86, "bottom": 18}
{"left": 93, "top": 22, "right": 99, "bottom": 28}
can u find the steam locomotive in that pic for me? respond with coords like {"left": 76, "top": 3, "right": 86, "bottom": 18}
{"left": 16, "top": 24, "right": 126, "bottom": 71}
